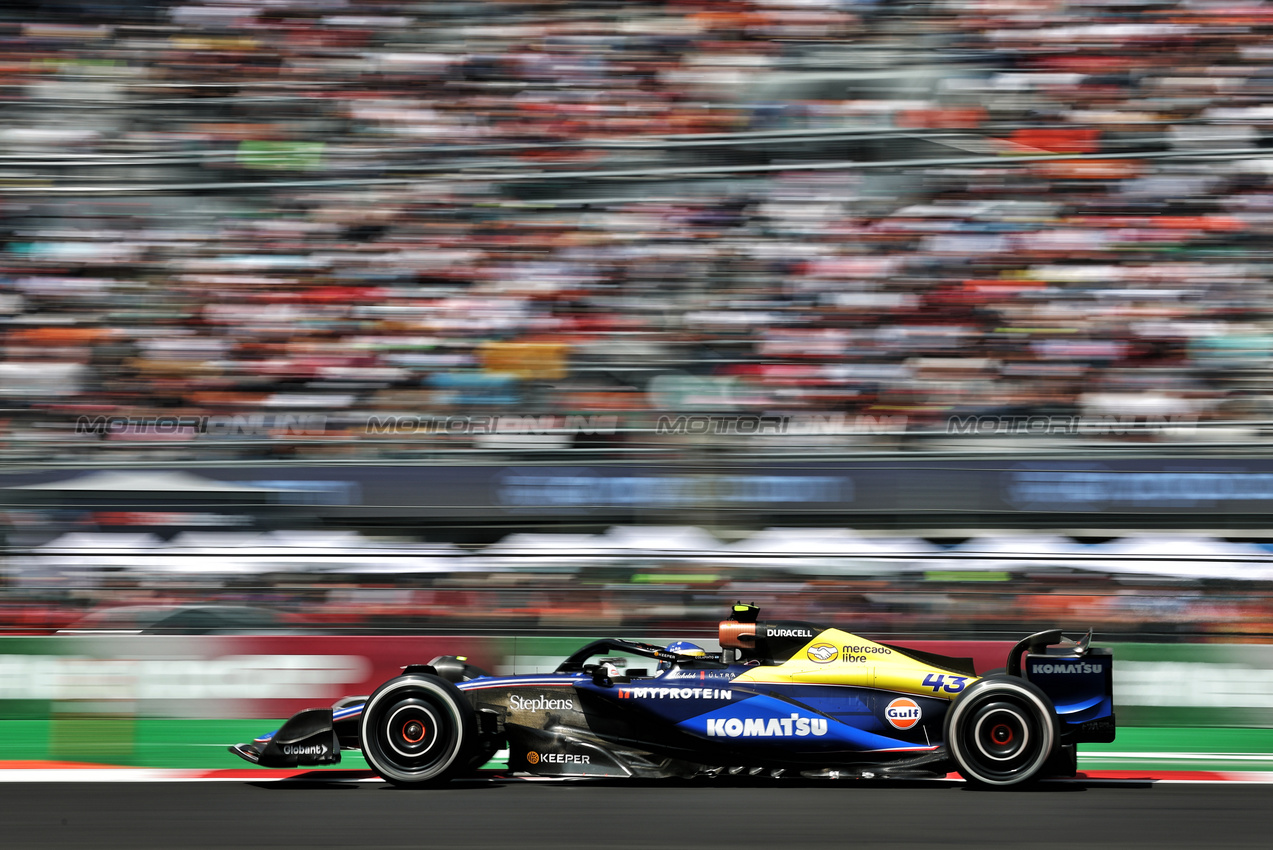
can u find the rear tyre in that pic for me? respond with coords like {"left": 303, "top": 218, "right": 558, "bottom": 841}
{"left": 360, "top": 675, "right": 476, "bottom": 787}
{"left": 944, "top": 676, "right": 1057, "bottom": 788}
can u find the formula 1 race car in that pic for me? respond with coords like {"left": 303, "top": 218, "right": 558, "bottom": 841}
{"left": 231, "top": 604, "right": 1115, "bottom": 788}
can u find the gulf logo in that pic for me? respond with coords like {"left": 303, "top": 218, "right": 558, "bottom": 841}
{"left": 885, "top": 697, "right": 922, "bottom": 730}
{"left": 806, "top": 643, "right": 838, "bottom": 664}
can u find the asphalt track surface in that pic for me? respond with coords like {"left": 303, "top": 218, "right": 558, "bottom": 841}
{"left": 1, "top": 777, "right": 1270, "bottom": 850}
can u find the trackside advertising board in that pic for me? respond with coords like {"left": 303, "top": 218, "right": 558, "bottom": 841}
{"left": 1111, "top": 643, "right": 1273, "bottom": 728}
{"left": 2, "top": 638, "right": 1272, "bottom": 728}
{"left": 0, "top": 636, "right": 506, "bottom": 720}
{"left": 16, "top": 456, "right": 1273, "bottom": 525}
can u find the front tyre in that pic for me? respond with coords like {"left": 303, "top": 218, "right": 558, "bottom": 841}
{"left": 944, "top": 676, "right": 1058, "bottom": 788}
{"left": 360, "top": 675, "right": 476, "bottom": 787}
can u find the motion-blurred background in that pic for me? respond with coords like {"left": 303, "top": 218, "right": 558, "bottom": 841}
{"left": 2, "top": 0, "right": 1273, "bottom": 767}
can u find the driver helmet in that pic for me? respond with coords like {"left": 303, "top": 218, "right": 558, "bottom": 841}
{"left": 658, "top": 641, "right": 707, "bottom": 673}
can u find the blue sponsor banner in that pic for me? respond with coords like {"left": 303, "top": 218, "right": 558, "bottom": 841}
{"left": 1003, "top": 464, "right": 1273, "bottom": 510}
{"left": 9, "top": 457, "right": 1273, "bottom": 520}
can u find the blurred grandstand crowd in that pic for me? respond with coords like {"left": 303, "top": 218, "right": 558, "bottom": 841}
{"left": 2, "top": 527, "right": 1271, "bottom": 641}
{"left": 13, "top": 572, "right": 1268, "bottom": 642}
{"left": 3, "top": 0, "right": 1273, "bottom": 458}
{"left": 12, "top": 566, "right": 1273, "bottom": 643}
{"left": 4, "top": 1, "right": 1273, "bottom": 642}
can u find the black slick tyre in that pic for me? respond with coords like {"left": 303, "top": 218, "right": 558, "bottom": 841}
{"left": 360, "top": 675, "right": 476, "bottom": 787}
{"left": 944, "top": 676, "right": 1058, "bottom": 788}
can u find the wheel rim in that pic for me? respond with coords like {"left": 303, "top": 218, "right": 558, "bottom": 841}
{"left": 970, "top": 703, "right": 1030, "bottom": 763}
{"left": 385, "top": 701, "right": 441, "bottom": 760}
{"left": 363, "top": 684, "right": 463, "bottom": 783}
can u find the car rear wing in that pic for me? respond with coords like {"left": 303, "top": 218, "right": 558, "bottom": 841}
{"left": 1005, "top": 628, "right": 1092, "bottom": 676}
{"left": 1010, "top": 628, "right": 1114, "bottom": 744}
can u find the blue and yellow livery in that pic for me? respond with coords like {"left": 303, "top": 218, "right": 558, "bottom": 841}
{"left": 232, "top": 604, "right": 1114, "bottom": 788}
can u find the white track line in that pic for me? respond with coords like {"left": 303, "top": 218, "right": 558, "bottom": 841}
{"left": 1082, "top": 753, "right": 1273, "bottom": 761}
{"left": 0, "top": 769, "right": 195, "bottom": 783}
